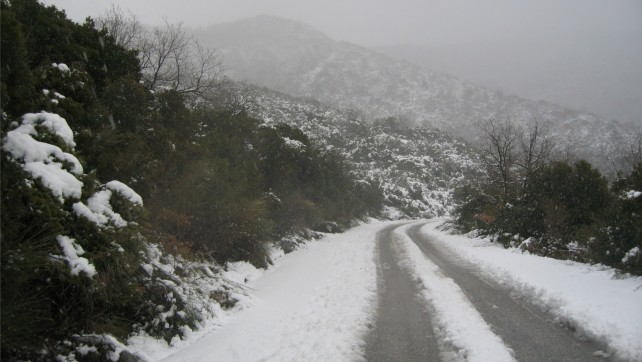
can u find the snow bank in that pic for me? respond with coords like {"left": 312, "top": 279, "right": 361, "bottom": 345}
{"left": 393, "top": 223, "right": 516, "bottom": 362}
{"left": 153, "top": 220, "right": 384, "bottom": 362}
{"left": 421, "top": 221, "right": 642, "bottom": 361}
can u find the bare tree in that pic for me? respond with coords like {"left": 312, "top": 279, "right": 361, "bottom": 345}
{"left": 515, "top": 120, "right": 554, "bottom": 191}
{"left": 478, "top": 119, "right": 519, "bottom": 200}
{"left": 95, "top": 5, "right": 143, "bottom": 50}
{"left": 97, "top": 9, "right": 223, "bottom": 103}
{"left": 178, "top": 39, "right": 223, "bottom": 98}
{"left": 477, "top": 118, "right": 556, "bottom": 201}
{"left": 621, "top": 131, "right": 642, "bottom": 170}
{"left": 140, "top": 20, "right": 190, "bottom": 91}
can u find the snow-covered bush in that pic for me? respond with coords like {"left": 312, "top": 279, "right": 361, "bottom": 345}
{"left": 1, "top": 2, "right": 386, "bottom": 358}
{"left": 0, "top": 111, "right": 147, "bottom": 357}
{"left": 1, "top": 109, "right": 234, "bottom": 360}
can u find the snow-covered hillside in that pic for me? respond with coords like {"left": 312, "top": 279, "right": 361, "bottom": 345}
{"left": 194, "top": 15, "right": 637, "bottom": 174}
{"left": 224, "top": 83, "right": 483, "bottom": 218}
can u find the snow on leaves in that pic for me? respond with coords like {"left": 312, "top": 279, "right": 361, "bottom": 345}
{"left": 52, "top": 235, "right": 97, "bottom": 278}
{"left": 282, "top": 137, "right": 306, "bottom": 150}
{"left": 2, "top": 111, "right": 143, "bottom": 277}
{"left": 73, "top": 181, "right": 143, "bottom": 228}
{"left": 105, "top": 180, "right": 143, "bottom": 206}
{"left": 2, "top": 112, "right": 83, "bottom": 203}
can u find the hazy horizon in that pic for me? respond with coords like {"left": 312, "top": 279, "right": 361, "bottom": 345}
{"left": 42, "top": 0, "right": 642, "bottom": 126}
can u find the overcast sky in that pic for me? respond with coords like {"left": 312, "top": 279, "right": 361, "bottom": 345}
{"left": 42, "top": 0, "right": 642, "bottom": 126}
{"left": 41, "top": 0, "right": 642, "bottom": 47}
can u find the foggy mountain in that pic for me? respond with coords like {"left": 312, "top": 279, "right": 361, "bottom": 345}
{"left": 376, "top": 38, "right": 642, "bottom": 129}
{"left": 194, "top": 15, "right": 637, "bottom": 174}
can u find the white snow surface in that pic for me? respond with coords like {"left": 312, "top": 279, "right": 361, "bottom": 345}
{"left": 130, "top": 219, "right": 642, "bottom": 361}
{"left": 106, "top": 180, "right": 143, "bottom": 206}
{"left": 282, "top": 136, "right": 306, "bottom": 150}
{"left": 24, "top": 161, "right": 83, "bottom": 202}
{"left": 392, "top": 223, "right": 516, "bottom": 362}
{"left": 625, "top": 190, "right": 641, "bottom": 199}
{"left": 73, "top": 182, "right": 143, "bottom": 228}
{"left": 22, "top": 111, "right": 76, "bottom": 148}
{"left": 420, "top": 220, "right": 642, "bottom": 361}
{"left": 75, "top": 190, "right": 129, "bottom": 227}
{"left": 2, "top": 112, "right": 83, "bottom": 203}
{"left": 140, "top": 220, "right": 384, "bottom": 362}
{"left": 52, "top": 62, "right": 70, "bottom": 73}
{"left": 53, "top": 235, "right": 97, "bottom": 278}
{"left": 622, "top": 246, "right": 640, "bottom": 264}
{"left": 2, "top": 121, "right": 82, "bottom": 173}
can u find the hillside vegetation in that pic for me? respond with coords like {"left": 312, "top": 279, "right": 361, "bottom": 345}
{"left": 453, "top": 119, "right": 641, "bottom": 274}
{"left": 2, "top": 1, "right": 641, "bottom": 360}
{"left": 222, "top": 82, "right": 482, "bottom": 218}
{"left": 195, "top": 15, "right": 639, "bottom": 176}
{"left": 0, "top": 1, "right": 381, "bottom": 359}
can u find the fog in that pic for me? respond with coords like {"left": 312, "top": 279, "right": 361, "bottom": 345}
{"left": 43, "top": 0, "right": 642, "bottom": 126}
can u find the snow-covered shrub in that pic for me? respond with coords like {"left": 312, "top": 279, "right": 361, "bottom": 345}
{"left": 0, "top": 111, "right": 148, "bottom": 358}
{"left": 590, "top": 163, "right": 642, "bottom": 274}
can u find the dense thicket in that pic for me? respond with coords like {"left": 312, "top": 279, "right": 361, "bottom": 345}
{"left": 1, "top": 1, "right": 382, "bottom": 358}
{"left": 454, "top": 120, "right": 641, "bottom": 274}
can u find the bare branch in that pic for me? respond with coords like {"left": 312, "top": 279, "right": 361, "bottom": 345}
{"left": 95, "top": 5, "right": 143, "bottom": 49}
{"left": 515, "top": 119, "right": 554, "bottom": 191}
{"left": 477, "top": 119, "right": 518, "bottom": 199}
{"left": 95, "top": 11, "right": 223, "bottom": 103}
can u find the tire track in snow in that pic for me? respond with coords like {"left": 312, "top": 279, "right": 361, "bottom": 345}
{"left": 365, "top": 222, "right": 441, "bottom": 362}
{"left": 405, "top": 221, "right": 603, "bottom": 362}
{"left": 391, "top": 223, "right": 516, "bottom": 362}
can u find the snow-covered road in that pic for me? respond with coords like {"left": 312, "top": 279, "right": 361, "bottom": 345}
{"left": 415, "top": 221, "right": 642, "bottom": 361}
{"left": 156, "top": 220, "right": 385, "bottom": 362}
{"left": 132, "top": 219, "right": 642, "bottom": 361}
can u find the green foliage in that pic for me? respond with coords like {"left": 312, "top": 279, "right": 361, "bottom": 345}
{"left": 0, "top": 3, "right": 36, "bottom": 115}
{"left": 455, "top": 157, "right": 641, "bottom": 274}
{"left": 146, "top": 109, "right": 382, "bottom": 267}
{"left": 7, "top": 0, "right": 139, "bottom": 93}
{"left": 1, "top": 1, "right": 383, "bottom": 358}
{"left": 1, "top": 125, "right": 145, "bottom": 359}
{"left": 528, "top": 161, "right": 612, "bottom": 237}
{"left": 453, "top": 184, "right": 497, "bottom": 231}
{"left": 590, "top": 163, "right": 642, "bottom": 273}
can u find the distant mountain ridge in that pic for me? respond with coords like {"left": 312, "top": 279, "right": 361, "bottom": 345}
{"left": 375, "top": 40, "right": 642, "bottom": 129}
{"left": 194, "top": 15, "right": 635, "bottom": 174}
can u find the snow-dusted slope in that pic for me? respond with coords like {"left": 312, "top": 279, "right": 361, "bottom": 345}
{"left": 134, "top": 220, "right": 386, "bottom": 362}
{"left": 229, "top": 83, "right": 482, "bottom": 218}
{"left": 194, "top": 15, "right": 635, "bottom": 173}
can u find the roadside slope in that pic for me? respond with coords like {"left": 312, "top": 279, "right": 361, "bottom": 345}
{"left": 156, "top": 220, "right": 386, "bottom": 362}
